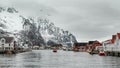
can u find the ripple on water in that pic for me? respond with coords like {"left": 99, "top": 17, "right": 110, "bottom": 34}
{"left": 0, "top": 50, "right": 120, "bottom": 68}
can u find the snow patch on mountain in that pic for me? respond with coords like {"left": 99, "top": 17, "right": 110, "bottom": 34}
{"left": 0, "top": 7, "right": 77, "bottom": 46}
{"left": 0, "top": 7, "right": 23, "bottom": 32}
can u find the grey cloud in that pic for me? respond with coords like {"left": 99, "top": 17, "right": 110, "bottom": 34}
{"left": 1, "top": 0, "right": 120, "bottom": 42}
{"left": 54, "top": 1, "right": 120, "bottom": 41}
{"left": 9, "top": 0, "right": 57, "bottom": 17}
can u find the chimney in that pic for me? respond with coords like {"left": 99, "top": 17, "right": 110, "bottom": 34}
{"left": 117, "top": 33, "right": 120, "bottom": 39}
{"left": 112, "top": 35, "right": 116, "bottom": 43}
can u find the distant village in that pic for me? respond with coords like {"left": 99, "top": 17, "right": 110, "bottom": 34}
{"left": 40, "top": 32, "right": 120, "bottom": 57}
{"left": 1, "top": 29, "right": 120, "bottom": 57}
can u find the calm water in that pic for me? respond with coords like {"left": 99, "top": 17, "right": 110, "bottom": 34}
{"left": 0, "top": 50, "right": 120, "bottom": 68}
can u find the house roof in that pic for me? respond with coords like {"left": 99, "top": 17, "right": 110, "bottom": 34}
{"left": 103, "top": 39, "right": 112, "bottom": 44}
{"left": 50, "top": 44, "right": 62, "bottom": 47}
{"left": 88, "top": 40, "right": 101, "bottom": 45}
{"left": 0, "top": 37, "right": 14, "bottom": 43}
{"left": 74, "top": 43, "right": 87, "bottom": 46}
{"left": 88, "top": 41, "right": 96, "bottom": 44}
{"left": 88, "top": 40, "right": 99, "bottom": 44}
{"left": 93, "top": 41, "right": 101, "bottom": 44}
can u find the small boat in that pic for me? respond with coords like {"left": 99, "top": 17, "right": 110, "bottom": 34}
{"left": 99, "top": 51, "right": 105, "bottom": 56}
{"left": 63, "top": 47, "right": 67, "bottom": 51}
{"left": 53, "top": 48, "right": 57, "bottom": 52}
{"left": 87, "top": 49, "right": 99, "bottom": 55}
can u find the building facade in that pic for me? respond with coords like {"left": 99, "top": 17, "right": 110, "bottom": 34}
{"left": 0, "top": 37, "right": 14, "bottom": 51}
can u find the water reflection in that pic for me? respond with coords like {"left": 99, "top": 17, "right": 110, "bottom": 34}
{"left": 0, "top": 50, "right": 120, "bottom": 68}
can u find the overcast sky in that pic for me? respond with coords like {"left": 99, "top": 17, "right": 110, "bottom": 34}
{"left": 1, "top": 0, "right": 120, "bottom": 42}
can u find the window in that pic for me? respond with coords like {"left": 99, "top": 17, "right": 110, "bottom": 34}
{"left": 5, "top": 47, "right": 10, "bottom": 50}
{"left": 1, "top": 40, "right": 4, "bottom": 43}
{"left": 1, "top": 38, "right": 5, "bottom": 43}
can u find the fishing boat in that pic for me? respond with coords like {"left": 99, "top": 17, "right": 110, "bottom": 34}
{"left": 99, "top": 50, "right": 105, "bottom": 56}
{"left": 53, "top": 48, "right": 57, "bottom": 52}
{"left": 63, "top": 47, "right": 67, "bottom": 51}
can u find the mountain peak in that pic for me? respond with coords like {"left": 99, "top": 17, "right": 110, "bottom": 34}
{"left": 0, "top": 7, "right": 5, "bottom": 12}
{"left": 0, "top": 7, "right": 18, "bottom": 13}
{"left": 7, "top": 7, "right": 18, "bottom": 13}
{"left": 0, "top": 6, "right": 77, "bottom": 46}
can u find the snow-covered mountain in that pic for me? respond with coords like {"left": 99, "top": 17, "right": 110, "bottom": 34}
{"left": 0, "top": 7, "right": 22, "bottom": 32}
{"left": 0, "top": 7, "right": 77, "bottom": 46}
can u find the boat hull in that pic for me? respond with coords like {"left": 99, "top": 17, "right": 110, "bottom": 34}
{"left": 99, "top": 52, "right": 105, "bottom": 56}
{"left": 53, "top": 50, "right": 57, "bottom": 52}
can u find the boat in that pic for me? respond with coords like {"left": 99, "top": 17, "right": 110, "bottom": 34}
{"left": 63, "top": 47, "right": 72, "bottom": 51}
{"left": 53, "top": 48, "right": 57, "bottom": 52}
{"left": 87, "top": 49, "right": 99, "bottom": 55}
{"left": 63, "top": 47, "right": 67, "bottom": 51}
{"left": 99, "top": 51, "right": 105, "bottom": 56}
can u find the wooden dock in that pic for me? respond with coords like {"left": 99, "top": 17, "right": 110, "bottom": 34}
{"left": 105, "top": 51, "right": 120, "bottom": 57}
{"left": 0, "top": 48, "right": 32, "bottom": 54}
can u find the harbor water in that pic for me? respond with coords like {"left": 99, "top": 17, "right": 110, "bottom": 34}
{"left": 0, "top": 50, "right": 120, "bottom": 68}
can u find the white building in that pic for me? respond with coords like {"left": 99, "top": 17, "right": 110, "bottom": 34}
{"left": 114, "top": 33, "right": 120, "bottom": 46}
{"left": 102, "top": 33, "right": 120, "bottom": 52}
{"left": 0, "top": 37, "right": 14, "bottom": 51}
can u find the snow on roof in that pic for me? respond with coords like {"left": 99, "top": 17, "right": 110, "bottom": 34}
{"left": 0, "top": 37, "right": 14, "bottom": 43}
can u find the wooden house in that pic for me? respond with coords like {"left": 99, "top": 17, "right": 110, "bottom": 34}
{"left": 50, "top": 44, "right": 63, "bottom": 49}
{"left": 0, "top": 37, "right": 14, "bottom": 51}
{"left": 87, "top": 40, "right": 101, "bottom": 50}
{"left": 73, "top": 42, "right": 87, "bottom": 52}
